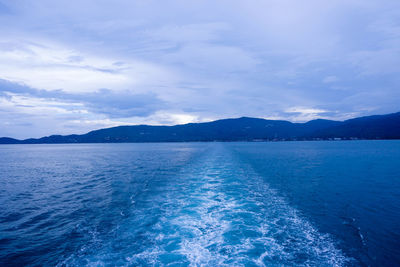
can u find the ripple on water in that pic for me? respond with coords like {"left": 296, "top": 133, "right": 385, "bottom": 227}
{"left": 122, "top": 151, "right": 350, "bottom": 266}
{"left": 2, "top": 144, "right": 352, "bottom": 266}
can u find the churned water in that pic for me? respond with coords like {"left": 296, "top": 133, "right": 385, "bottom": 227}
{"left": 0, "top": 141, "right": 399, "bottom": 266}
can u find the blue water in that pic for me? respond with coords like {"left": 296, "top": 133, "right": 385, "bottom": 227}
{"left": 0, "top": 141, "right": 399, "bottom": 266}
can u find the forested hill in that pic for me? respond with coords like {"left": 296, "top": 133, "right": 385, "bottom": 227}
{"left": 1, "top": 112, "right": 400, "bottom": 144}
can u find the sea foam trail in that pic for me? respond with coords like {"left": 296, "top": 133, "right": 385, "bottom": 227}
{"left": 61, "top": 144, "right": 350, "bottom": 266}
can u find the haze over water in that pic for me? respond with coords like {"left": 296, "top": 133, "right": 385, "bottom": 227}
{"left": 0, "top": 141, "right": 399, "bottom": 266}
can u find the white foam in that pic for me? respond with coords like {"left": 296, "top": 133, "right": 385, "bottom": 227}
{"left": 60, "top": 145, "right": 351, "bottom": 266}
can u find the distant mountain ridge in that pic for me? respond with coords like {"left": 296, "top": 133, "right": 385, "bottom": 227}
{"left": 1, "top": 112, "right": 400, "bottom": 144}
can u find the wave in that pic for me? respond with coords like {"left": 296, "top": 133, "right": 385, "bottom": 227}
{"left": 61, "top": 145, "right": 351, "bottom": 266}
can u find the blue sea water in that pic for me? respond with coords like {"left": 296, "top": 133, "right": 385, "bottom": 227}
{"left": 0, "top": 141, "right": 399, "bottom": 266}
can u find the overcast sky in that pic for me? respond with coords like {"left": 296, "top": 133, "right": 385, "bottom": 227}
{"left": 0, "top": 0, "right": 399, "bottom": 138}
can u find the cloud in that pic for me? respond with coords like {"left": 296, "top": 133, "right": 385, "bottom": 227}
{"left": 148, "top": 23, "right": 230, "bottom": 44}
{"left": 323, "top": 76, "right": 339, "bottom": 83}
{"left": 0, "top": 39, "right": 174, "bottom": 93}
{"left": 0, "top": 0, "right": 400, "bottom": 137}
{"left": 163, "top": 43, "right": 259, "bottom": 73}
{"left": 283, "top": 107, "right": 329, "bottom": 121}
{"left": 0, "top": 79, "right": 165, "bottom": 117}
{"left": 350, "top": 49, "right": 400, "bottom": 76}
{"left": 285, "top": 107, "right": 328, "bottom": 114}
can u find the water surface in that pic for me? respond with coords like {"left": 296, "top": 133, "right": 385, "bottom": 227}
{"left": 0, "top": 141, "right": 399, "bottom": 266}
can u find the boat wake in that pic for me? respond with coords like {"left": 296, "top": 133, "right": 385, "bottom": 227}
{"left": 61, "top": 145, "right": 350, "bottom": 266}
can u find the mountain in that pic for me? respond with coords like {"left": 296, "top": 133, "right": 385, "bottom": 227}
{"left": 310, "top": 112, "right": 400, "bottom": 139}
{"left": 0, "top": 137, "right": 20, "bottom": 144}
{"left": 1, "top": 112, "right": 400, "bottom": 144}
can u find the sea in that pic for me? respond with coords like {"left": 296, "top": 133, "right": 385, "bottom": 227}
{"left": 0, "top": 141, "right": 399, "bottom": 266}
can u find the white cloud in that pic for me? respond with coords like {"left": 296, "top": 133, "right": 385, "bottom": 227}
{"left": 285, "top": 107, "right": 327, "bottom": 114}
{"left": 1, "top": 92, "right": 85, "bottom": 115}
{"left": 122, "top": 111, "right": 205, "bottom": 126}
{"left": 284, "top": 107, "right": 329, "bottom": 122}
{"left": 0, "top": 39, "right": 174, "bottom": 93}
{"left": 163, "top": 43, "right": 259, "bottom": 73}
{"left": 323, "top": 76, "right": 339, "bottom": 83}
{"left": 350, "top": 49, "right": 400, "bottom": 75}
{"left": 148, "top": 23, "right": 230, "bottom": 44}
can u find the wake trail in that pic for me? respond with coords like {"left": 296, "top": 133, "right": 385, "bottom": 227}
{"left": 60, "top": 144, "right": 351, "bottom": 266}
{"left": 128, "top": 145, "right": 350, "bottom": 266}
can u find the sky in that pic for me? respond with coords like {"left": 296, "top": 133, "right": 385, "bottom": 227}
{"left": 0, "top": 0, "right": 399, "bottom": 139}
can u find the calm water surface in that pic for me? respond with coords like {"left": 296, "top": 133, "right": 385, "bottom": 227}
{"left": 0, "top": 141, "right": 399, "bottom": 266}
